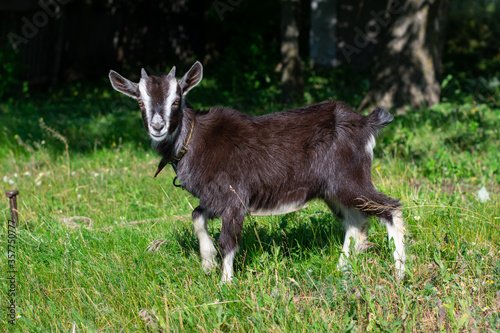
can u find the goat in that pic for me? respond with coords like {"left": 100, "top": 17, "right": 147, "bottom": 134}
{"left": 108, "top": 61, "right": 406, "bottom": 282}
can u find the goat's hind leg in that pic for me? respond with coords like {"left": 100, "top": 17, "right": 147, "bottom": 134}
{"left": 327, "top": 200, "right": 369, "bottom": 272}
{"left": 359, "top": 192, "right": 406, "bottom": 280}
{"left": 192, "top": 206, "right": 218, "bottom": 273}
{"left": 381, "top": 209, "right": 406, "bottom": 280}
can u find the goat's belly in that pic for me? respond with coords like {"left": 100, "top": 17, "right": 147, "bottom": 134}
{"left": 249, "top": 203, "right": 308, "bottom": 216}
{"left": 247, "top": 186, "right": 313, "bottom": 216}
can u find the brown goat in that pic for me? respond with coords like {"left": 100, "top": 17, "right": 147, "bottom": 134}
{"left": 109, "top": 62, "right": 406, "bottom": 282}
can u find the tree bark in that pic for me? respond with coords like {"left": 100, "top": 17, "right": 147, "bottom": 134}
{"left": 310, "top": 0, "right": 337, "bottom": 68}
{"left": 359, "top": 0, "right": 450, "bottom": 113}
{"left": 281, "top": 0, "right": 304, "bottom": 106}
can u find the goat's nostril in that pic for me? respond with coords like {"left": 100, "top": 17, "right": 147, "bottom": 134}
{"left": 151, "top": 122, "right": 165, "bottom": 131}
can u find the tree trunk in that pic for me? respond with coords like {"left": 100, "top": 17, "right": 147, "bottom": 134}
{"left": 359, "top": 0, "right": 450, "bottom": 113}
{"left": 281, "top": 0, "right": 304, "bottom": 106}
{"left": 310, "top": 0, "right": 337, "bottom": 68}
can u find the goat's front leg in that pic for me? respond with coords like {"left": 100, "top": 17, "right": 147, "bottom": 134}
{"left": 192, "top": 206, "right": 218, "bottom": 273}
{"left": 218, "top": 207, "right": 245, "bottom": 283}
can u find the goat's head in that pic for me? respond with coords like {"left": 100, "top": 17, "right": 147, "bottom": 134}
{"left": 108, "top": 61, "right": 203, "bottom": 142}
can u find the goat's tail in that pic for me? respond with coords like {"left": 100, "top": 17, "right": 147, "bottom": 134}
{"left": 367, "top": 106, "right": 394, "bottom": 132}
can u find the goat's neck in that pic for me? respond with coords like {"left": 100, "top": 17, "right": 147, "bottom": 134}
{"left": 154, "top": 106, "right": 195, "bottom": 162}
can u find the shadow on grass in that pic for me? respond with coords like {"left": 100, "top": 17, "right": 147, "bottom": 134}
{"left": 171, "top": 209, "right": 346, "bottom": 271}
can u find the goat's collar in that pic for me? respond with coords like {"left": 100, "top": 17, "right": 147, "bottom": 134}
{"left": 153, "top": 119, "right": 194, "bottom": 178}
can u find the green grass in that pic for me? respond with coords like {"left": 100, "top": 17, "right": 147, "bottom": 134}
{"left": 1, "top": 79, "right": 499, "bottom": 332}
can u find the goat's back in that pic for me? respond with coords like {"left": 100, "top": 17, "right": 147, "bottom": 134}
{"left": 178, "top": 101, "right": 390, "bottom": 216}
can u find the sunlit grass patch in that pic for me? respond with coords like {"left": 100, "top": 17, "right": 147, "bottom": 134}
{"left": 1, "top": 86, "right": 499, "bottom": 331}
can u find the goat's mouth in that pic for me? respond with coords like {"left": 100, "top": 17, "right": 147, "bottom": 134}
{"left": 150, "top": 132, "right": 167, "bottom": 141}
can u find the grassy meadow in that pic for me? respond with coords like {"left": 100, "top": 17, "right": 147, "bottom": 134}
{"left": 1, "top": 72, "right": 500, "bottom": 332}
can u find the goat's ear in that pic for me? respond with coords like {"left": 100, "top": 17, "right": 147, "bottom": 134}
{"left": 179, "top": 61, "right": 203, "bottom": 96}
{"left": 109, "top": 70, "right": 138, "bottom": 99}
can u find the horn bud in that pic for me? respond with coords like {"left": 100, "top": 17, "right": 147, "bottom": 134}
{"left": 167, "top": 66, "right": 176, "bottom": 77}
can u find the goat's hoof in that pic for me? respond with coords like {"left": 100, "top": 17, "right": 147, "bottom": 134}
{"left": 202, "top": 259, "right": 218, "bottom": 274}
{"left": 336, "top": 256, "right": 352, "bottom": 273}
{"left": 338, "top": 264, "right": 353, "bottom": 274}
{"left": 220, "top": 272, "right": 234, "bottom": 285}
{"left": 395, "top": 267, "right": 406, "bottom": 281}
{"left": 220, "top": 277, "right": 233, "bottom": 285}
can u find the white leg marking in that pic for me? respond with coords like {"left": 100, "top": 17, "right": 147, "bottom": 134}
{"left": 382, "top": 210, "right": 406, "bottom": 280}
{"left": 193, "top": 211, "right": 218, "bottom": 273}
{"left": 221, "top": 248, "right": 237, "bottom": 284}
{"left": 338, "top": 208, "right": 368, "bottom": 270}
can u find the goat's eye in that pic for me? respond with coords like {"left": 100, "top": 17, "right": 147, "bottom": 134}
{"left": 173, "top": 100, "right": 179, "bottom": 106}
{"left": 138, "top": 98, "right": 144, "bottom": 107}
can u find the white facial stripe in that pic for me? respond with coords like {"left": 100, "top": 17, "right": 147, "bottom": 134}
{"left": 139, "top": 77, "right": 179, "bottom": 142}
{"left": 138, "top": 79, "right": 153, "bottom": 125}
{"left": 164, "top": 77, "right": 178, "bottom": 133}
